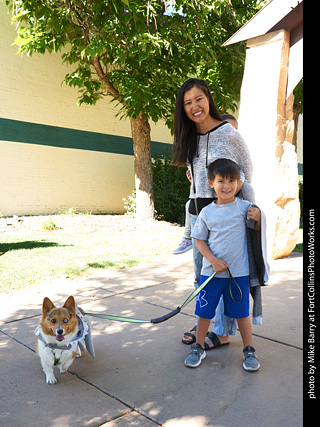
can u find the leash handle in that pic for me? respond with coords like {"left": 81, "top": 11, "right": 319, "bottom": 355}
{"left": 227, "top": 267, "right": 242, "bottom": 303}
{"left": 151, "top": 307, "right": 181, "bottom": 324}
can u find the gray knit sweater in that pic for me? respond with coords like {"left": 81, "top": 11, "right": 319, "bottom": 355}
{"left": 188, "top": 122, "right": 253, "bottom": 199}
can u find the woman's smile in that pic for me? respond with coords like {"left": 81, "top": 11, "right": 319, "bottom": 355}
{"left": 183, "top": 87, "right": 210, "bottom": 127}
{"left": 183, "top": 86, "right": 220, "bottom": 133}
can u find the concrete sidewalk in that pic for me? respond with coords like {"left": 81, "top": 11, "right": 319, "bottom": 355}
{"left": 0, "top": 251, "right": 303, "bottom": 427}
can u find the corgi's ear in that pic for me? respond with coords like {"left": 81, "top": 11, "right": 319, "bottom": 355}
{"left": 63, "top": 296, "right": 76, "bottom": 313}
{"left": 43, "top": 297, "right": 55, "bottom": 314}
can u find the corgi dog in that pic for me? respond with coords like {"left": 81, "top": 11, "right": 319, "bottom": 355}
{"left": 36, "top": 295, "right": 94, "bottom": 385}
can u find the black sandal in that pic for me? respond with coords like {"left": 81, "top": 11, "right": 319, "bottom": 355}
{"left": 182, "top": 326, "right": 210, "bottom": 345}
{"left": 182, "top": 326, "right": 197, "bottom": 345}
{"left": 204, "top": 332, "right": 230, "bottom": 351}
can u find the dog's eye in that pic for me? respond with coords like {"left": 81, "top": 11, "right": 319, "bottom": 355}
{"left": 63, "top": 318, "right": 68, "bottom": 323}
{"left": 51, "top": 319, "right": 57, "bottom": 324}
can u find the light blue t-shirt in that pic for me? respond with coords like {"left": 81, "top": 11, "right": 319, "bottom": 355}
{"left": 191, "top": 198, "right": 251, "bottom": 278}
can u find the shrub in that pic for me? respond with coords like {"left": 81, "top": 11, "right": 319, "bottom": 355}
{"left": 122, "top": 190, "right": 136, "bottom": 217}
{"left": 123, "top": 147, "right": 190, "bottom": 224}
{"left": 42, "top": 218, "right": 57, "bottom": 230}
{"left": 298, "top": 176, "right": 303, "bottom": 225}
{"left": 152, "top": 147, "right": 190, "bottom": 224}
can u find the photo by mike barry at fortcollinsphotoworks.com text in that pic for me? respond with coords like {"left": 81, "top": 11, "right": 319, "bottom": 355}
{"left": 304, "top": 208, "right": 318, "bottom": 406}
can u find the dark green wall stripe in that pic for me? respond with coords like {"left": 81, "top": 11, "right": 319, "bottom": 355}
{"left": 0, "top": 117, "right": 171, "bottom": 156}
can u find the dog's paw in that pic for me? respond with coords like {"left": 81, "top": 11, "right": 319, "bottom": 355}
{"left": 46, "top": 375, "right": 57, "bottom": 385}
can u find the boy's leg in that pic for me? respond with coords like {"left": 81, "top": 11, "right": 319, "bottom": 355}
{"left": 196, "top": 317, "right": 211, "bottom": 348}
{"left": 184, "top": 317, "right": 209, "bottom": 368}
{"left": 237, "top": 316, "right": 260, "bottom": 371}
{"left": 237, "top": 316, "right": 252, "bottom": 348}
{"left": 185, "top": 275, "right": 223, "bottom": 368}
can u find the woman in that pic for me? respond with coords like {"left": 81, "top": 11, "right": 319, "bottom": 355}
{"left": 172, "top": 78, "right": 255, "bottom": 349}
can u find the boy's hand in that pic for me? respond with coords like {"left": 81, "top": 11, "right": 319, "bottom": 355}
{"left": 196, "top": 239, "right": 228, "bottom": 274}
{"left": 247, "top": 206, "right": 260, "bottom": 221}
{"left": 211, "top": 258, "right": 229, "bottom": 274}
{"left": 247, "top": 206, "right": 261, "bottom": 231}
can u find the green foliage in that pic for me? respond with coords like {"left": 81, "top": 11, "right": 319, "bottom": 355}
{"left": 41, "top": 218, "right": 58, "bottom": 230}
{"left": 152, "top": 147, "right": 189, "bottom": 224}
{"left": 293, "top": 78, "right": 303, "bottom": 114}
{"left": 123, "top": 190, "right": 137, "bottom": 217}
{"left": 58, "top": 207, "right": 78, "bottom": 215}
{"left": 122, "top": 147, "right": 190, "bottom": 223}
{"left": 5, "top": 0, "right": 266, "bottom": 129}
{"left": 298, "top": 176, "right": 303, "bottom": 218}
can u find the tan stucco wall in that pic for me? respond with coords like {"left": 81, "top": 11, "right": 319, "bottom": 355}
{"left": 0, "top": 140, "right": 136, "bottom": 216}
{"left": 0, "top": 3, "right": 172, "bottom": 216}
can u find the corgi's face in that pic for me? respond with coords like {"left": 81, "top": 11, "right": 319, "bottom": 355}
{"left": 40, "top": 296, "right": 78, "bottom": 342}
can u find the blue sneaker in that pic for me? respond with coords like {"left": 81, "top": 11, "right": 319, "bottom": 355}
{"left": 184, "top": 343, "right": 206, "bottom": 368}
{"left": 243, "top": 346, "right": 260, "bottom": 371}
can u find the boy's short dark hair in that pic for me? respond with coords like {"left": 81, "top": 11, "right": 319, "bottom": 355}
{"left": 207, "top": 158, "right": 240, "bottom": 181}
{"left": 221, "top": 114, "right": 237, "bottom": 122}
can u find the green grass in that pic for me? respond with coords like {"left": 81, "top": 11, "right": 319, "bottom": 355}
{"left": 0, "top": 226, "right": 184, "bottom": 293}
{"left": 0, "top": 220, "right": 303, "bottom": 293}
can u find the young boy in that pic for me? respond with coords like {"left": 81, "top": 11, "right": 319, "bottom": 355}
{"left": 184, "top": 158, "right": 261, "bottom": 371}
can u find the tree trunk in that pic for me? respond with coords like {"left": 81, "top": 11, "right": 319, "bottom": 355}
{"left": 92, "top": 57, "right": 154, "bottom": 220}
{"left": 130, "top": 114, "right": 155, "bottom": 221}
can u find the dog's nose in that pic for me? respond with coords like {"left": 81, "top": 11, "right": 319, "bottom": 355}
{"left": 57, "top": 328, "right": 64, "bottom": 335}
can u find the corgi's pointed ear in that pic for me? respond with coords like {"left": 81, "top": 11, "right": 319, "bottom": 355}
{"left": 63, "top": 296, "right": 76, "bottom": 312}
{"left": 42, "top": 297, "right": 55, "bottom": 313}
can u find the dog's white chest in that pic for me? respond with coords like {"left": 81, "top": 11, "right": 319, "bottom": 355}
{"left": 39, "top": 341, "right": 75, "bottom": 366}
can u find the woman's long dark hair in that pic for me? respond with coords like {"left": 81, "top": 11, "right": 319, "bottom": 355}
{"left": 171, "top": 78, "right": 221, "bottom": 166}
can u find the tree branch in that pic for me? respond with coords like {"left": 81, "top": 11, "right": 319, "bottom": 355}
{"left": 91, "top": 56, "right": 128, "bottom": 108}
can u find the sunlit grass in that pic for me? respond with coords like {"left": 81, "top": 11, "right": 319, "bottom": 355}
{"left": 0, "top": 226, "right": 183, "bottom": 292}
{"left": 0, "top": 219, "right": 303, "bottom": 293}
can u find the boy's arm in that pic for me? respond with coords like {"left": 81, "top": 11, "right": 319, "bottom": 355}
{"left": 196, "top": 239, "right": 228, "bottom": 274}
{"left": 247, "top": 206, "right": 261, "bottom": 231}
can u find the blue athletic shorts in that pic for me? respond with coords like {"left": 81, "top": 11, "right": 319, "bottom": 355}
{"left": 195, "top": 275, "right": 250, "bottom": 319}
